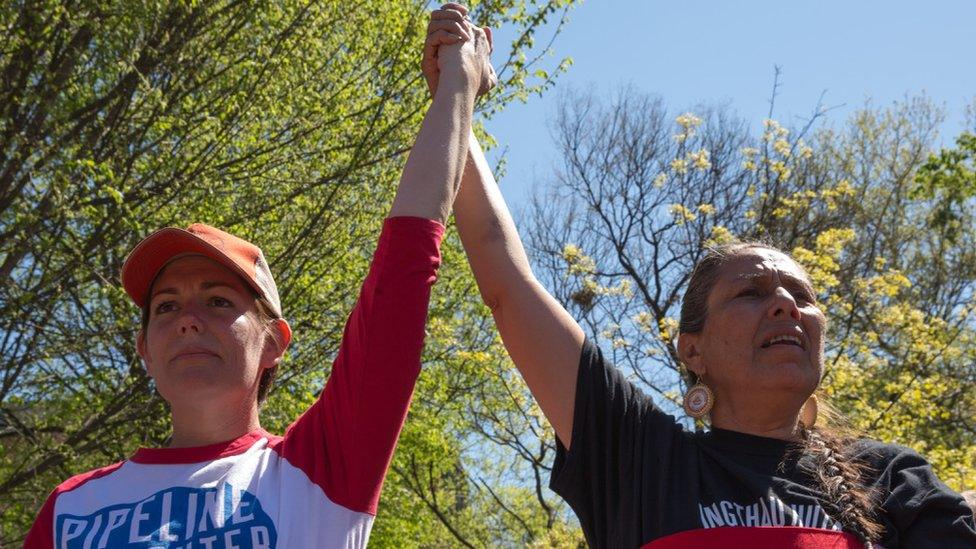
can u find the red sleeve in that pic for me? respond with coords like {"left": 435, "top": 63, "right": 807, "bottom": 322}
{"left": 276, "top": 216, "right": 444, "bottom": 515}
{"left": 23, "top": 490, "right": 56, "bottom": 548}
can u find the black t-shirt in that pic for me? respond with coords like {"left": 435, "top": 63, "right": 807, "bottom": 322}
{"left": 550, "top": 339, "right": 976, "bottom": 548}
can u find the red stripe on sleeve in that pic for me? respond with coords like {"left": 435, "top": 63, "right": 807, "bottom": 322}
{"left": 23, "top": 490, "right": 55, "bottom": 549}
{"left": 275, "top": 216, "right": 444, "bottom": 515}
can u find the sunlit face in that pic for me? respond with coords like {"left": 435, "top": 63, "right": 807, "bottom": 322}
{"left": 136, "top": 256, "right": 275, "bottom": 411}
{"left": 683, "top": 248, "right": 827, "bottom": 400}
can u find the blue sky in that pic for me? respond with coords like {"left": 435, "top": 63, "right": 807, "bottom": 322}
{"left": 487, "top": 0, "right": 976, "bottom": 207}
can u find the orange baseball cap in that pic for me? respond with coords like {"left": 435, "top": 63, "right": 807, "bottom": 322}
{"left": 121, "top": 223, "right": 282, "bottom": 317}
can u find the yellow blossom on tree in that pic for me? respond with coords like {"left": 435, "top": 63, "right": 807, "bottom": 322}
{"left": 773, "top": 139, "right": 792, "bottom": 157}
{"left": 762, "top": 118, "right": 790, "bottom": 142}
{"left": 706, "top": 225, "right": 735, "bottom": 247}
{"left": 603, "top": 278, "right": 634, "bottom": 298}
{"left": 562, "top": 243, "right": 597, "bottom": 275}
{"left": 670, "top": 158, "right": 688, "bottom": 174}
{"left": 676, "top": 112, "right": 702, "bottom": 129}
{"left": 770, "top": 160, "right": 792, "bottom": 180}
{"left": 688, "top": 149, "right": 711, "bottom": 170}
{"left": 820, "top": 180, "right": 857, "bottom": 210}
{"left": 674, "top": 113, "right": 703, "bottom": 144}
{"left": 658, "top": 316, "right": 679, "bottom": 343}
{"left": 669, "top": 204, "right": 697, "bottom": 224}
{"left": 797, "top": 139, "right": 813, "bottom": 159}
{"left": 633, "top": 311, "right": 655, "bottom": 331}
{"left": 792, "top": 228, "right": 856, "bottom": 292}
{"left": 857, "top": 270, "right": 912, "bottom": 298}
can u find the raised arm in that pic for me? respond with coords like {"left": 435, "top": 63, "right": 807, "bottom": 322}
{"left": 420, "top": 4, "right": 584, "bottom": 449}
{"left": 389, "top": 3, "right": 495, "bottom": 223}
{"left": 452, "top": 132, "right": 584, "bottom": 447}
{"left": 277, "top": 8, "right": 496, "bottom": 517}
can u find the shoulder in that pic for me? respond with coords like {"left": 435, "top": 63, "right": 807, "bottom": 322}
{"left": 572, "top": 337, "right": 682, "bottom": 439}
{"left": 576, "top": 338, "right": 646, "bottom": 406}
{"left": 848, "top": 438, "right": 917, "bottom": 458}
{"left": 847, "top": 438, "right": 955, "bottom": 507}
{"left": 846, "top": 438, "right": 929, "bottom": 471}
{"left": 51, "top": 460, "right": 128, "bottom": 496}
{"left": 849, "top": 439, "right": 976, "bottom": 546}
{"left": 25, "top": 460, "right": 128, "bottom": 545}
{"left": 846, "top": 438, "right": 938, "bottom": 486}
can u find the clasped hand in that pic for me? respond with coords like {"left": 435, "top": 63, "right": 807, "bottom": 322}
{"left": 422, "top": 3, "right": 497, "bottom": 97}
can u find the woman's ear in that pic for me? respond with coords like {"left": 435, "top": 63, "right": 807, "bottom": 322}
{"left": 677, "top": 332, "right": 706, "bottom": 377}
{"left": 136, "top": 330, "right": 152, "bottom": 374}
{"left": 274, "top": 318, "right": 292, "bottom": 351}
{"left": 262, "top": 319, "right": 292, "bottom": 369}
{"left": 136, "top": 329, "right": 146, "bottom": 359}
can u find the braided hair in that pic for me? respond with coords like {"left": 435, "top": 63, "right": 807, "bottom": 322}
{"left": 801, "top": 425, "right": 882, "bottom": 546}
{"left": 678, "top": 242, "right": 884, "bottom": 545}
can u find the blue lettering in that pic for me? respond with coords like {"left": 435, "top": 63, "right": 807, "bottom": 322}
{"left": 99, "top": 508, "right": 130, "bottom": 548}
{"left": 59, "top": 517, "right": 86, "bottom": 547}
{"left": 55, "top": 484, "right": 276, "bottom": 548}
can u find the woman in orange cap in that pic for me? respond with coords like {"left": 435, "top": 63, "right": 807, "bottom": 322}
{"left": 25, "top": 7, "right": 496, "bottom": 548}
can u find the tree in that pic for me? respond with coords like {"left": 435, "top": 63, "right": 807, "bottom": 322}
{"left": 373, "top": 253, "right": 585, "bottom": 546}
{"left": 912, "top": 131, "right": 976, "bottom": 243}
{"left": 0, "top": 0, "right": 582, "bottom": 544}
{"left": 523, "top": 86, "right": 976, "bottom": 500}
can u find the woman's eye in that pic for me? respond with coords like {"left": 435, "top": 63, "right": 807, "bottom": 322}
{"left": 789, "top": 286, "right": 816, "bottom": 304}
{"left": 737, "top": 288, "right": 759, "bottom": 298}
{"left": 209, "top": 296, "right": 233, "bottom": 308}
{"left": 154, "top": 301, "right": 176, "bottom": 314}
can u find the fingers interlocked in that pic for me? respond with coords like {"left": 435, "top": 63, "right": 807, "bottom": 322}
{"left": 422, "top": 3, "right": 496, "bottom": 97}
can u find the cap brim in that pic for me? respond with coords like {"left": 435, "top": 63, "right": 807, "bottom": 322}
{"left": 121, "top": 228, "right": 260, "bottom": 309}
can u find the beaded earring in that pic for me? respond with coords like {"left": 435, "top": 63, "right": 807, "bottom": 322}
{"left": 683, "top": 380, "right": 714, "bottom": 418}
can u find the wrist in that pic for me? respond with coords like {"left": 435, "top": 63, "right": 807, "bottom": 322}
{"left": 432, "top": 76, "right": 478, "bottom": 108}
{"left": 435, "top": 61, "right": 480, "bottom": 93}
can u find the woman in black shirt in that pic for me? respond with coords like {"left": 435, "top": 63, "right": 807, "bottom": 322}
{"left": 425, "top": 6, "right": 976, "bottom": 547}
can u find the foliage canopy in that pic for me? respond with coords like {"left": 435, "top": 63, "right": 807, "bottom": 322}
{"left": 2, "top": 0, "right": 972, "bottom": 546}
{"left": 0, "top": 0, "right": 580, "bottom": 545}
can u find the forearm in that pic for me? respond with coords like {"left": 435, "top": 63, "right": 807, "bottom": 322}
{"left": 454, "top": 131, "right": 584, "bottom": 446}
{"left": 389, "top": 85, "right": 476, "bottom": 224}
{"left": 453, "top": 131, "right": 536, "bottom": 305}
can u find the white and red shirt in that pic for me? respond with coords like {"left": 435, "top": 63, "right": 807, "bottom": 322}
{"left": 25, "top": 216, "right": 445, "bottom": 549}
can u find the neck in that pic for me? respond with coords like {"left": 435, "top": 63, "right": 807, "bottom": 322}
{"left": 709, "top": 393, "right": 803, "bottom": 441}
{"left": 167, "top": 398, "right": 262, "bottom": 448}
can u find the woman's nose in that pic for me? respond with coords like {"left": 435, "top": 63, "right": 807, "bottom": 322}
{"left": 176, "top": 306, "right": 204, "bottom": 334}
{"left": 768, "top": 287, "right": 801, "bottom": 321}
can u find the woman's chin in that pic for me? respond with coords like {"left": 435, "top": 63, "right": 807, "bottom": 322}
{"left": 750, "top": 360, "right": 821, "bottom": 393}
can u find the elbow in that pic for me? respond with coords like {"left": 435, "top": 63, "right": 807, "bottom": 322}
{"left": 477, "top": 272, "right": 540, "bottom": 317}
{"left": 479, "top": 288, "right": 503, "bottom": 314}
